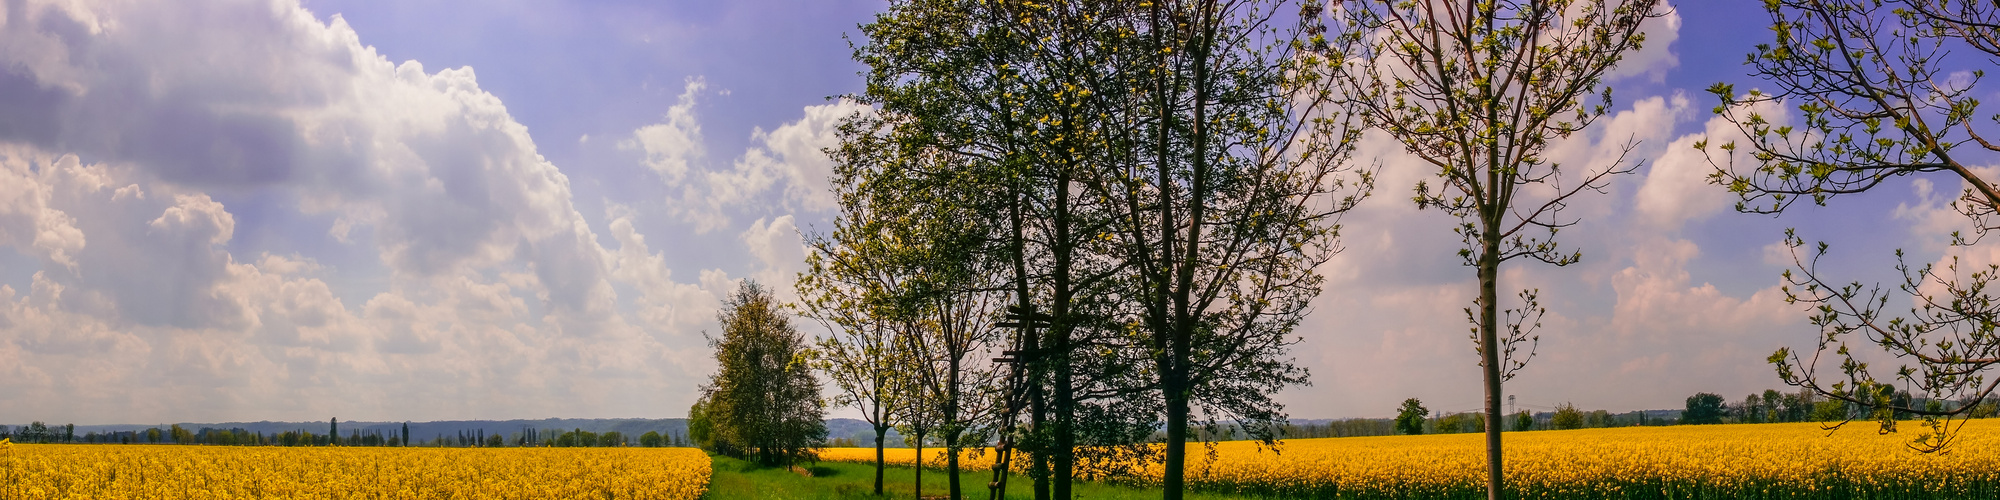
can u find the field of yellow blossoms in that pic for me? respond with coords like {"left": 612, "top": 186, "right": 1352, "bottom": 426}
{"left": 0, "top": 440, "right": 710, "bottom": 500}
{"left": 822, "top": 420, "right": 2000, "bottom": 499}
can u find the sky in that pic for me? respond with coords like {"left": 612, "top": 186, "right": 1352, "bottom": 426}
{"left": 0, "top": 0, "right": 1981, "bottom": 425}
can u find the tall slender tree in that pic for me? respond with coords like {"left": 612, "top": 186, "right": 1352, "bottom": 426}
{"left": 1330, "top": 1, "right": 1663, "bottom": 498}
{"left": 803, "top": 113, "right": 910, "bottom": 495}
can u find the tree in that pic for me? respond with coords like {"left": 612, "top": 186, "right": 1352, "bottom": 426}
{"left": 1510, "top": 411, "right": 1533, "bottom": 432}
{"left": 1762, "top": 389, "right": 1784, "bottom": 423}
{"left": 1091, "top": 3, "right": 1373, "bottom": 498}
{"left": 698, "top": 280, "right": 828, "bottom": 467}
{"left": 1395, "top": 399, "right": 1430, "bottom": 435}
{"left": 801, "top": 125, "right": 911, "bottom": 494}
{"left": 1329, "top": 1, "right": 1664, "bottom": 498}
{"left": 640, "top": 431, "right": 663, "bottom": 448}
{"left": 402, "top": 422, "right": 409, "bottom": 447}
{"left": 1586, "top": 410, "right": 1611, "bottom": 429}
{"left": 688, "top": 396, "right": 717, "bottom": 452}
{"left": 1551, "top": 403, "right": 1585, "bottom": 431}
{"left": 1741, "top": 393, "right": 1766, "bottom": 424}
{"left": 807, "top": 114, "right": 1008, "bottom": 499}
{"left": 1684, "top": 393, "right": 1726, "bottom": 425}
{"left": 1706, "top": 0, "right": 2000, "bottom": 452}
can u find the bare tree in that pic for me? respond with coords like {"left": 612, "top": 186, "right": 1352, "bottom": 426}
{"left": 1330, "top": 1, "right": 1663, "bottom": 498}
{"left": 1706, "top": 0, "right": 2000, "bottom": 451}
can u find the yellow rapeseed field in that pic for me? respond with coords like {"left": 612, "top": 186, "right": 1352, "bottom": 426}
{"left": 821, "top": 420, "right": 2000, "bottom": 499}
{"left": 0, "top": 443, "right": 710, "bottom": 500}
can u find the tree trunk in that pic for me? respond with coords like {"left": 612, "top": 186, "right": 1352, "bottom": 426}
{"left": 948, "top": 439, "right": 963, "bottom": 500}
{"left": 1050, "top": 171, "right": 1075, "bottom": 500}
{"left": 1479, "top": 224, "right": 1504, "bottom": 500}
{"left": 875, "top": 426, "right": 888, "bottom": 495}
{"left": 915, "top": 433, "right": 925, "bottom": 500}
{"left": 1162, "top": 374, "right": 1192, "bottom": 500}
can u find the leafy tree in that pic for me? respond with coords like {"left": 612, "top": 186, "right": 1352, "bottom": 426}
{"left": 1438, "top": 412, "right": 1482, "bottom": 434}
{"left": 1090, "top": 3, "right": 1372, "bottom": 498}
{"left": 1706, "top": 0, "right": 2000, "bottom": 451}
{"left": 1812, "top": 399, "right": 1852, "bottom": 422}
{"left": 1762, "top": 389, "right": 1784, "bottom": 423}
{"left": 1586, "top": 410, "right": 1612, "bottom": 429}
{"left": 1510, "top": 411, "right": 1533, "bottom": 432}
{"left": 807, "top": 114, "right": 1007, "bottom": 499}
{"left": 688, "top": 396, "right": 717, "bottom": 452}
{"left": 640, "top": 431, "right": 663, "bottom": 448}
{"left": 799, "top": 142, "right": 908, "bottom": 493}
{"left": 849, "top": 4, "right": 1143, "bottom": 496}
{"left": 851, "top": 3, "right": 1366, "bottom": 498}
{"left": 1395, "top": 399, "right": 1429, "bottom": 435}
{"left": 698, "top": 280, "right": 828, "bottom": 467}
{"left": 1552, "top": 403, "right": 1585, "bottom": 431}
{"left": 1684, "top": 393, "right": 1726, "bottom": 425}
{"left": 1329, "top": 1, "right": 1664, "bottom": 497}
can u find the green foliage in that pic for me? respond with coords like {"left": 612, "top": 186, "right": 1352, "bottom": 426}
{"left": 698, "top": 281, "right": 828, "bottom": 467}
{"left": 1684, "top": 393, "right": 1727, "bottom": 425}
{"left": 689, "top": 397, "right": 716, "bottom": 451}
{"left": 1552, "top": 403, "right": 1585, "bottom": 431}
{"left": 1394, "top": 399, "right": 1429, "bottom": 435}
{"left": 1512, "top": 412, "right": 1534, "bottom": 433}
{"left": 1812, "top": 400, "right": 1851, "bottom": 423}
{"left": 1436, "top": 413, "right": 1483, "bottom": 434}
{"left": 640, "top": 431, "right": 664, "bottom": 448}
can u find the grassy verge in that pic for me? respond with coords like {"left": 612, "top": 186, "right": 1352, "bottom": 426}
{"left": 702, "top": 453, "right": 1255, "bottom": 500}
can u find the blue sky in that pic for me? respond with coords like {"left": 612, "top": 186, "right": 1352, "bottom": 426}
{"left": 0, "top": 0, "right": 1969, "bottom": 424}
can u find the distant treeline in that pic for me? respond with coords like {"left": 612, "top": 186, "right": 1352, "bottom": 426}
{"left": 1176, "top": 388, "right": 2000, "bottom": 442}
{"left": 0, "top": 420, "right": 696, "bottom": 448}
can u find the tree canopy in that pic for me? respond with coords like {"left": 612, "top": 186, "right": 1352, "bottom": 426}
{"left": 696, "top": 281, "right": 827, "bottom": 467}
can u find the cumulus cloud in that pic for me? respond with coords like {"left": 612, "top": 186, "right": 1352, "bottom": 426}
{"left": 0, "top": 0, "right": 720, "bottom": 423}
{"left": 623, "top": 78, "right": 708, "bottom": 184}
{"left": 1605, "top": 5, "right": 1682, "bottom": 82}
{"left": 1290, "top": 78, "right": 1816, "bottom": 417}
{"left": 629, "top": 94, "right": 870, "bottom": 232}
{"left": 1635, "top": 97, "right": 1787, "bottom": 231}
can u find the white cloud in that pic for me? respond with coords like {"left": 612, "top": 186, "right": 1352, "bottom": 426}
{"left": 739, "top": 215, "right": 806, "bottom": 301}
{"left": 1635, "top": 97, "right": 1786, "bottom": 231}
{"left": 628, "top": 96, "right": 871, "bottom": 232}
{"left": 622, "top": 77, "right": 707, "bottom": 184}
{"left": 1605, "top": 5, "right": 1682, "bottom": 83}
{"left": 0, "top": 0, "right": 721, "bottom": 423}
{"left": 1289, "top": 89, "right": 1811, "bottom": 418}
{"left": 606, "top": 204, "right": 722, "bottom": 335}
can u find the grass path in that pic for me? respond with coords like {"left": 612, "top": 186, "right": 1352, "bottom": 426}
{"left": 701, "top": 453, "right": 1256, "bottom": 500}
